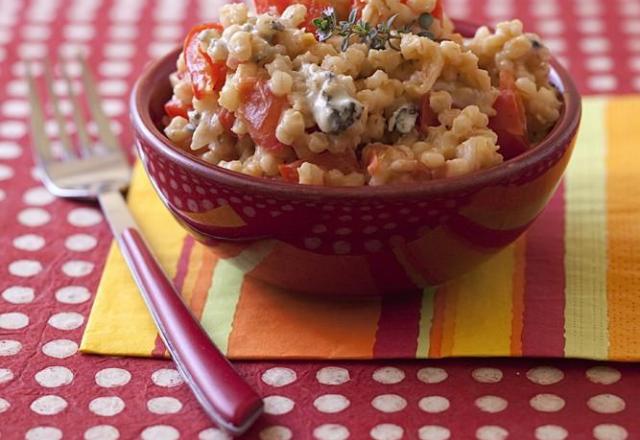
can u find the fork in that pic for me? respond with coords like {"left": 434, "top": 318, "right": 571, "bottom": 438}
{"left": 27, "top": 59, "right": 263, "bottom": 435}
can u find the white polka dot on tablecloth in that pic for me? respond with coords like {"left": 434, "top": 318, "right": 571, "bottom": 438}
{"left": 313, "top": 394, "right": 350, "bottom": 413}
{"left": 21, "top": 24, "right": 51, "bottom": 40}
{"left": 23, "top": 187, "right": 55, "bottom": 206}
{"left": 475, "top": 396, "right": 508, "bottom": 413}
{"left": 587, "top": 394, "right": 626, "bottom": 414}
{"left": 535, "top": 425, "right": 568, "bottom": 440}
{"left": 316, "top": 366, "right": 350, "bottom": 385}
{"left": 0, "top": 164, "right": 15, "bottom": 181}
{"left": 373, "top": 367, "right": 405, "bottom": 384}
{"left": 147, "top": 396, "right": 183, "bottom": 414}
{"left": 103, "top": 42, "right": 136, "bottom": 59}
{"left": 0, "top": 141, "right": 21, "bottom": 159}
{"left": 1, "top": 99, "right": 30, "bottom": 118}
{"left": 371, "top": 394, "right": 407, "bottom": 413}
{"left": 13, "top": 234, "right": 46, "bottom": 251}
{"left": 18, "top": 42, "right": 48, "bottom": 58}
{"left": 67, "top": 207, "right": 103, "bottom": 227}
{"left": 84, "top": 425, "right": 120, "bottom": 440}
{"left": 55, "top": 286, "right": 91, "bottom": 304}
{"left": 98, "top": 80, "right": 129, "bottom": 96}
{"left": 593, "top": 424, "right": 629, "bottom": 440}
{"left": 370, "top": 423, "right": 404, "bottom": 440}
{"left": 530, "top": 394, "right": 565, "bottom": 412}
{"left": 0, "top": 368, "right": 14, "bottom": 384}
{"left": 0, "top": 312, "right": 29, "bottom": 330}
{"left": 64, "top": 24, "right": 95, "bottom": 40}
{"left": 30, "top": 395, "right": 68, "bottom": 415}
{"left": 0, "top": 397, "right": 10, "bottom": 413}
{"left": 198, "top": 428, "right": 232, "bottom": 440}
{"left": 313, "top": 424, "right": 349, "bottom": 440}
{"left": 99, "top": 61, "right": 131, "bottom": 77}
{"left": 96, "top": 368, "right": 131, "bottom": 388}
{"left": 262, "top": 367, "right": 297, "bottom": 387}
{"left": 48, "top": 312, "right": 84, "bottom": 330}
{"left": 417, "top": 367, "right": 448, "bottom": 384}
{"left": 152, "top": 368, "right": 184, "bottom": 387}
{"left": 585, "top": 366, "right": 621, "bottom": 384}
{"left": 0, "top": 120, "right": 27, "bottom": 138}
{"left": 418, "top": 425, "right": 451, "bottom": 440}
{"left": 0, "top": 339, "right": 22, "bottom": 356}
{"left": 527, "top": 366, "right": 564, "bottom": 385}
{"left": 25, "top": 427, "right": 63, "bottom": 440}
{"left": 148, "top": 42, "right": 176, "bottom": 58}
{"left": 64, "top": 234, "right": 97, "bottom": 252}
{"left": 34, "top": 366, "right": 74, "bottom": 388}
{"left": 62, "top": 260, "right": 94, "bottom": 277}
{"left": 8, "top": 259, "right": 42, "bottom": 277}
{"left": 588, "top": 75, "right": 617, "bottom": 91}
{"left": 260, "top": 425, "right": 292, "bottom": 440}
{"left": 42, "top": 339, "right": 78, "bottom": 359}
{"left": 263, "top": 395, "right": 295, "bottom": 415}
{"left": 89, "top": 396, "right": 125, "bottom": 416}
{"left": 141, "top": 425, "right": 180, "bottom": 440}
{"left": 587, "top": 56, "right": 613, "bottom": 72}
{"left": 18, "top": 208, "right": 51, "bottom": 227}
{"left": 2, "top": 286, "right": 35, "bottom": 303}
{"left": 476, "top": 425, "right": 509, "bottom": 440}
{"left": 419, "top": 396, "right": 450, "bottom": 413}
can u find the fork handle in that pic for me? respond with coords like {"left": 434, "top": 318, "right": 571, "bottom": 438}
{"left": 118, "top": 227, "right": 263, "bottom": 434}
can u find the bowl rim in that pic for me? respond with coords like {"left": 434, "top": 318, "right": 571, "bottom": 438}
{"left": 130, "top": 19, "right": 581, "bottom": 200}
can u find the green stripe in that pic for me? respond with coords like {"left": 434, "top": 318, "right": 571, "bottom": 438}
{"left": 564, "top": 97, "right": 608, "bottom": 358}
{"left": 200, "top": 241, "right": 275, "bottom": 354}
{"left": 415, "top": 286, "right": 436, "bottom": 358}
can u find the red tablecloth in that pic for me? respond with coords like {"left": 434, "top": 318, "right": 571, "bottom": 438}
{"left": 1, "top": 0, "right": 639, "bottom": 438}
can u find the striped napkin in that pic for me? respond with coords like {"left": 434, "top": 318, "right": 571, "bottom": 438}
{"left": 80, "top": 96, "right": 640, "bottom": 361}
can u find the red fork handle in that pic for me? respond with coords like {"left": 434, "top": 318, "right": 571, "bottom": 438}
{"left": 118, "top": 227, "right": 263, "bottom": 435}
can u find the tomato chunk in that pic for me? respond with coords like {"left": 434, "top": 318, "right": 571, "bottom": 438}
{"left": 432, "top": 0, "right": 444, "bottom": 20}
{"left": 237, "top": 79, "right": 289, "bottom": 151}
{"left": 218, "top": 108, "right": 236, "bottom": 132}
{"left": 164, "top": 98, "right": 191, "bottom": 119}
{"left": 418, "top": 93, "right": 438, "bottom": 133}
{"left": 489, "top": 71, "right": 529, "bottom": 160}
{"left": 184, "top": 23, "right": 226, "bottom": 99}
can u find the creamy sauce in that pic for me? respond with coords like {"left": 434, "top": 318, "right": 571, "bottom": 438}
{"left": 303, "top": 64, "right": 364, "bottom": 134}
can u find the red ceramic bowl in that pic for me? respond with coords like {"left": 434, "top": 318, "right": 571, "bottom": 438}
{"left": 130, "top": 21, "right": 581, "bottom": 296}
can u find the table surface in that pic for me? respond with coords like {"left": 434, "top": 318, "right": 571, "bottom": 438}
{"left": 1, "top": 0, "right": 639, "bottom": 439}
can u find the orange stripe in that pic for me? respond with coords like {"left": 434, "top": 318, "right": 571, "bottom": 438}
{"left": 227, "top": 278, "right": 381, "bottom": 359}
{"left": 181, "top": 243, "right": 204, "bottom": 305}
{"left": 510, "top": 237, "right": 526, "bottom": 355}
{"left": 428, "top": 286, "right": 447, "bottom": 358}
{"left": 606, "top": 97, "right": 640, "bottom": 360}
{"left": 190, "top": 248, "right": 218, "bottom": 320}
{"left": 440, "top": 285, "right": 457, "bottom": 357}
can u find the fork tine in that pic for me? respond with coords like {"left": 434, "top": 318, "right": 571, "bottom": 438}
{"left": 61, "top": 61, "right": 93, "bottom": 157}
{"left": 78, "top": 57, "right": 123, "bottom": 154}
{"left": 44, "top": 60, "right": 76, "bottom": 159}
{"left": 26, "top": 62, "right": 55, "bottom": 165}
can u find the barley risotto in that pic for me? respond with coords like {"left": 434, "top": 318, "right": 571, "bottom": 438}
{"left": 163, "top": 0, "right": 562, "bottom": 186}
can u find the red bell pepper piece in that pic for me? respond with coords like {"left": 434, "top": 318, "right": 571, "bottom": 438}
{"left": 184, "top": 23, "right": 226, "bottom": 99}
{"left": 489, "top": 71, "right": 529, "bottom": 160}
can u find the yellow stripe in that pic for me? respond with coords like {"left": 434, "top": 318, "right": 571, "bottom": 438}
{"left": 81, "top": 163, "right": 187, "bottom": 356}
{"left": 450, "top": 245, "right": 515, "bottom": 356}
{"left": 415, "top": 287, "right": 435, "bottom": 358}
{"left": 563, "top": 97, "right": 608, "bottom": 359}
{"left": 606, "top": 96, "right": 640, "bottom": 359}
{"left": 200, "top": 241, "right": 275, "bottom": 354}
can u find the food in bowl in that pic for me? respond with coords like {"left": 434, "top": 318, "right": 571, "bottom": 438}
{"left": 162, "top": 0, "right": 562, "bottom": 186}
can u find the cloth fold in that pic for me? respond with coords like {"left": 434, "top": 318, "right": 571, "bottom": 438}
{"left": 81, "top": 96, "right": 640, "bottom": 361}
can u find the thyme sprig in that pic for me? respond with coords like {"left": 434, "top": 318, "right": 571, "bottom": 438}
{"left": 313, "top": 8, "right": 435, "bottom": 51}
